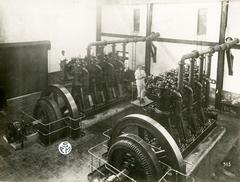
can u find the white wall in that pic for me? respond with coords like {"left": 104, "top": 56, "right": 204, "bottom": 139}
{"left": 101, "top": 1, "right": 224, "bottom": 92}
{"left": 101, "top": 1, "right": 222, "bottom": 72}
{"left": 102, "top": 4, "right": 147, "bottom": 36}
{"left": 1, "top": 0, "right": 239, "bottom": 94}
{"left": 152, "top": 2, "right": 221, "bottom": 42}
{"left": 151, "top": 1, "right": 221, "bottom": 75}
{"left": 150, "top": 1, "right": 240, "bottom": 95}
{"left": 223, "top": 0, "right": 240, "bottom": 94}
{"left": 102, "top": 4, "right": 147, "bottom": 69}
{"left": 0, "top": 0, "right": 96, "bottom": 72}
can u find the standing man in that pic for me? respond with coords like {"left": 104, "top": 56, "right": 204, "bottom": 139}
{"left": 59, "top": 50, "right": 68, "bottom": 81}
{"left": 135, "top": 65, "right": 146, "bottom": 103}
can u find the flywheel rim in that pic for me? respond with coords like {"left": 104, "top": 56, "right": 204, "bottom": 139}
{"left": 33, "top": 97, "right": 63, "bottom": 132}
{"left": 41, "top": 84, "right": 79, "bottom": 118}
{"left": 108, "top": 133, "right": 161, "bottom": 182}
{"left": 109, "top": 114, "right": 186, "bottom": 179}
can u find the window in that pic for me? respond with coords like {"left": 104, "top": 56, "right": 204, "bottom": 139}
{"left": 197, "top": 8, "right": 207, "bottom": 35}
{"left": 133, "top": 8, "right": 140, "bottom": 33}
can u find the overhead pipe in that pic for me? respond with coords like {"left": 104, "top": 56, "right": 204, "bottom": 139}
{"left": 177, "top": 38, "right": 239, "bottom": 91}
{"left": 180, "top": 38, "right": 238, "bottom": 63}
{"left": 199, "top": 38, "right": 238, "bottom": 56}
{"left": 198, "top": 47, "right": 215, "bottom": 56}
{"left": 87, "top": 32, "right": 160, "bottom": 57}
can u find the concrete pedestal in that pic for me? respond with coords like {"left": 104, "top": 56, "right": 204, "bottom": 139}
{"left": 185, "top": 125, "right": 226, "bottom": 181}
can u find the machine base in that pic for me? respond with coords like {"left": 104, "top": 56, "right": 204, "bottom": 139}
{"left": 2, "top": 132, "right": 39, "bottom": 150}
{"left": 185, "top": 125, "right": 226, "bottom": 176}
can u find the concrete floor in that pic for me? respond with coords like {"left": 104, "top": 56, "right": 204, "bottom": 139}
{"left": 0, "top": 116, "right": 111, "bottom": 182}
{"left": 207, "top": 114, "right": 240, "bottom": 182}
{"left": 192, "top": 113, "right": 240, "bottom": 182}
{"left": 0, "top": 109, "right": 239, "bottom": 182}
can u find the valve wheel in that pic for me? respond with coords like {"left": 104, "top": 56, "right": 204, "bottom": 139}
{"left": 108, "top": 133, "right": 161, "bottom": 182}
{"left": 41, "top": 84, "right": 79, "bottom": 118}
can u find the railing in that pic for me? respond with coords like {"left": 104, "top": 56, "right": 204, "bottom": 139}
{"left": 88, "top": 129, "right": 195, "bottom": 182}
{"left": 20, "top": 110, "right": 85, "bottom": 145}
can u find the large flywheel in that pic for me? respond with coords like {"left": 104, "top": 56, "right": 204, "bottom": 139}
{"left": 33, "top": 97, "right": 63, "bottom": 144}
{"left": 33, "top": 97, "right": 62, "bottom": 127}
{"left": 41, "top": 84, "right": 79, "bottom": 118}
{"left": 108, "top": 114, "right": 186, "bottom": 181}
{"left": 108, "top": 133, "right": 161, "bottom": 182}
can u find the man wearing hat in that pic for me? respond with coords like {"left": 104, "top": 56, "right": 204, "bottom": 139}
{"left": 134, "top": 65, "right": 146, "bottom": 103}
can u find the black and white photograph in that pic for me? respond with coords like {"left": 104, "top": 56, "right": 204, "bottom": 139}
{"left": 0, "top": 0, "right": 240, "bottom": 181}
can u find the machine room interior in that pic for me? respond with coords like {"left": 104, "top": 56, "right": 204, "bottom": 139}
{"left": 0, "top": 0, "right": 240, "bottom": 182}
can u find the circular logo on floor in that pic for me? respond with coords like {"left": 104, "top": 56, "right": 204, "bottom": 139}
{"left": 58, "top": 141, "right": 72, "bottom": 155}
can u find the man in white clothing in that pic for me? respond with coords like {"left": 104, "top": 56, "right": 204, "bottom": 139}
{"left": 59, "top": 50, "right": 69, "bottom": 81}
{"left": 135, "top": 65, "right": 146, "bottom": 103}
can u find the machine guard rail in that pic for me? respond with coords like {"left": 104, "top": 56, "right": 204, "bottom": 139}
{"left": 20, "top": 110, "right": 85, "bottom": 145}
{"left": 88, "top": 129, "right": 195, "bottom": 182}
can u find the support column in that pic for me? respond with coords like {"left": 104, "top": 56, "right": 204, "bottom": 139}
{"left": 96, "top": 2, "right": 102, "bottom": 56}
{"left": 215, "top": 0, "right": 229, "bottom": 109}
{"left": 145, "top": 3, "right": 153, "bottom": 75}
